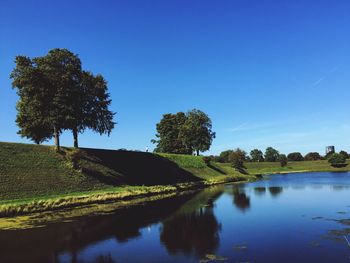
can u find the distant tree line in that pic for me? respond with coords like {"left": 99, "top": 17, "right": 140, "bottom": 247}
{"left": 203, "top": 147, "right": 349, "bottom": 171}
{"left": 208, "top": 147, "right": 349, "bottom": 167}
{"left": 11, "top": 48, "right": 115, "bottom": 151}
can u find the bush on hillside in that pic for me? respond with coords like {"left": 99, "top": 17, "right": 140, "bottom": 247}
{"left": 202, "top": 156, "right": 211, "bottom": 165}
{"left": 279, "top": 154, "right": 288, "bottom": 167}
{"left": 287, "top": 152, "right": 304, "bottom": 161}
{"left": 218, "top": 150, "right": 234, "bottom": 163}
{"left": 339, "top": 150, "right": 349, "bottom": 160}
{"left": 229, "top": 149, "right": 247, "bottom": 172}
{"left": 328, "top": 153, "right": 347, "bottom": 167}
{"left": 304, "top": 152, "right": 321, "bottom": 161}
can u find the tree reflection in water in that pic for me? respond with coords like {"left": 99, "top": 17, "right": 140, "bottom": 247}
{"left": 254, "top": 187, "right": 266, "bottom": 196}
{"left": 268, "top": 186, "right": 283, "bottom": 197}
{"left": 231, "top": 185, "right": 250, "bottom": 212}
{"left": 160, "top": 187, "right": 223, "bottom": 258}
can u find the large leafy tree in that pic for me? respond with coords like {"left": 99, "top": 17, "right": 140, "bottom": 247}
{"left": 180, "top": 109, "right": 216, "bottom": 156}
{"left": 70, "top": 71, "right": 115, "bottom": 147}
{"left": 16, "top": 98, "right": 53, "bottom": 144}
{"left": 152, "top": 112, "right": 191, "bottom": 154}
{"left": 152, "top": 109, "right": 215, "bottom": 155}
{"left": 250, "top": 149, "right": 264, "bottom": 162}
{"left": 11, "top": 48, "right": 115, "bottom": 150}
{"left": 264, "top": 147, "right": 280, "bottom": 162}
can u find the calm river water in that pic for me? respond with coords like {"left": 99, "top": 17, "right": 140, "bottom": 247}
{"left": 1, "top": 172, "right": 350, "bottom": 263}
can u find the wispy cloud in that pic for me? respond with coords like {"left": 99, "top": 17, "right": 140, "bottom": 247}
{"left": 311, "top": 66, "right": 338, "bottom": 87}
{"left": 227, "top": 122, "right": 249, "bottom": 132}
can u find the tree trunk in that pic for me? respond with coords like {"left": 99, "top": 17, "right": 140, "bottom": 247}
{"left": 73, "top": 128, "right": 79, "bottom": 148}
{"left": 196, "top": 149, "right": 200, "bottom": 156}
{"left": 54, "top": 126, "right": 60, "bottom": 152}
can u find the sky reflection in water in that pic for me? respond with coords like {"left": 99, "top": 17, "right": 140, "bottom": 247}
{"left": 1, "top": 172, "right": 350, "bottom": 263}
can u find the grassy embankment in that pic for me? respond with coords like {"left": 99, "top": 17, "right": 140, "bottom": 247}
{"left": 0, "top": 142, "right": 253, "bottom": 217}
{"left": 1, "top": 142, "right": 349, "bottom": 217}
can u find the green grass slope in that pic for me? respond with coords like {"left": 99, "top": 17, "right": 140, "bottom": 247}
{"left": 245, "top": 159, "right": 350, "bottom": 174}
{"left": 0, "top": 142, "right": 245, "bottom": 203}
{"left": 217, "top": 159, "right": 350, "bottom": 175}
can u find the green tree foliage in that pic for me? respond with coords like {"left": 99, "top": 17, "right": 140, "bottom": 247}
{"left": 179, "top": 109, "right": 216, "bottom": 156}
{"left": 71, "top": 71, "right": 115, "bottom": 147}
{"left": 250, "top": 149, "right": 264, "bottom": 162}
{"left": 328, "top": 153, "right": 347, "bottom": 167}
{"left": 279, "top": 154, "right": 288, "bottom": 167}
{"left": 153, "top": 109, "right": 215, "bottom": 155}
{"left": 304, "top": 152, "right": 322, "bottom": 161}
{"left": 339, "top": 150, "right": 349, "bottom": 160}
{"left": 264, "top": 147, "right": 280, "bottom": 162}
{"left": 152, "top": 112, "right": 191, "bottom": 154}
{"left": 287, "top": 152, "right": 304, "bottom": 161}
{"left": 15, "top": 97, "right": 53, "bottom": 144}
{"left": 229, "top": 148, "right": 247, "bottom": 171}
{"left": 10, "top": 48, "right": 115, "bottom": 150}
{"left": 218, "top": 150, "right": 234, "bottom": 163}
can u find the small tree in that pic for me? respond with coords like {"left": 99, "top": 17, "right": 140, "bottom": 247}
{"left": 218, "top": 150, "right": 234, "bottom": 163}
{"left": 250, "top": 149, "right": 264, "bottom": 162}
{"left": 264, "top": 147, "right": 280, "bottom": 162}
{"left": 202, "top": 156, "right": 211, "bottom": 166}
{"left": 229, "top": 148, "right": 246, "bottom": 171}
{"left": 279, "top": 154, "right": 288, "bottom": 167}
{"left": 328, "top": 153, "right": 347, "bottom": 167}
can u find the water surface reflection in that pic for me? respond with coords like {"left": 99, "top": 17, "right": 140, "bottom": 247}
{"left": 1, "top": 172, "right": 350, "bottom": 262}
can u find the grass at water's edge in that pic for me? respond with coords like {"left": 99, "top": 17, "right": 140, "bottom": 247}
{"left": 244, "top": 159, "right": 350, "bottom": 175}
{"left": 0, "top": 174, "right": 257, "bottom": 218}
{"left": 2, "top": 141, "right": 350, "bottom": 219}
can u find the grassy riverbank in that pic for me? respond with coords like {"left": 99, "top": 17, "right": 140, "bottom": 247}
{"left": 0, "top": 142, "right": 253, "bottom": 217}
{"left": 1, "top": 141, "right": 349, "bottom": 217}
{"left": 217, "top": 159, "right": 350, "bottom": 175}
{"left": 245, "top": 159, "right": 350, "bottom": 174}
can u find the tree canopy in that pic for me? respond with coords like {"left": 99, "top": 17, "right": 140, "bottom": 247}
{"left": 229, "top": 148, "right": 247, "bottom": 171}
{"left": 250, "top": 149, "right": 264, "bottom": 162}
{"left": 304, "top": 152, "right": 322, "bottom": 161}
{"left": 287, "top": 152, "right": 304, "bottom": 161}
{"left": 264, "top": 147, "right": 280, "bottom": 162}
{"left": 152, "top": 109, "right": 215, "bottom": 155}
{"left": 328, "top": 153, "right": 347, "bottom": 167}
{"left": 10, "top": 48, "right": 115, "bottom": 150}
{"left": 339, "top": 150, "right": 349, "bottom": 160}
{"left": 217, "top": 150, "right": 234, "bottom": 163}
{"left": 152, "top": 112, "right": 191, "bottom": 154}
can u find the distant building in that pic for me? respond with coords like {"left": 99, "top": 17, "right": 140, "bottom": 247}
{"left": 326, "top": 146, "right": 335, "bottom": 155}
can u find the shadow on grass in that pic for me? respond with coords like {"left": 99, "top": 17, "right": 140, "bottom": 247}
{"left": 331, "top": 164, "right": 348, "bottom": 168}
{"left": 207, "top": 164, "right": 227, "bottom": 175}
{"left": 79, "top": 148, "right": 202, "bottom": 186}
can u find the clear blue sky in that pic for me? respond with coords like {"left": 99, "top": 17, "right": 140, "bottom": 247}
{"left": 1, "top": 0, "right": 350, "bottom": 155}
